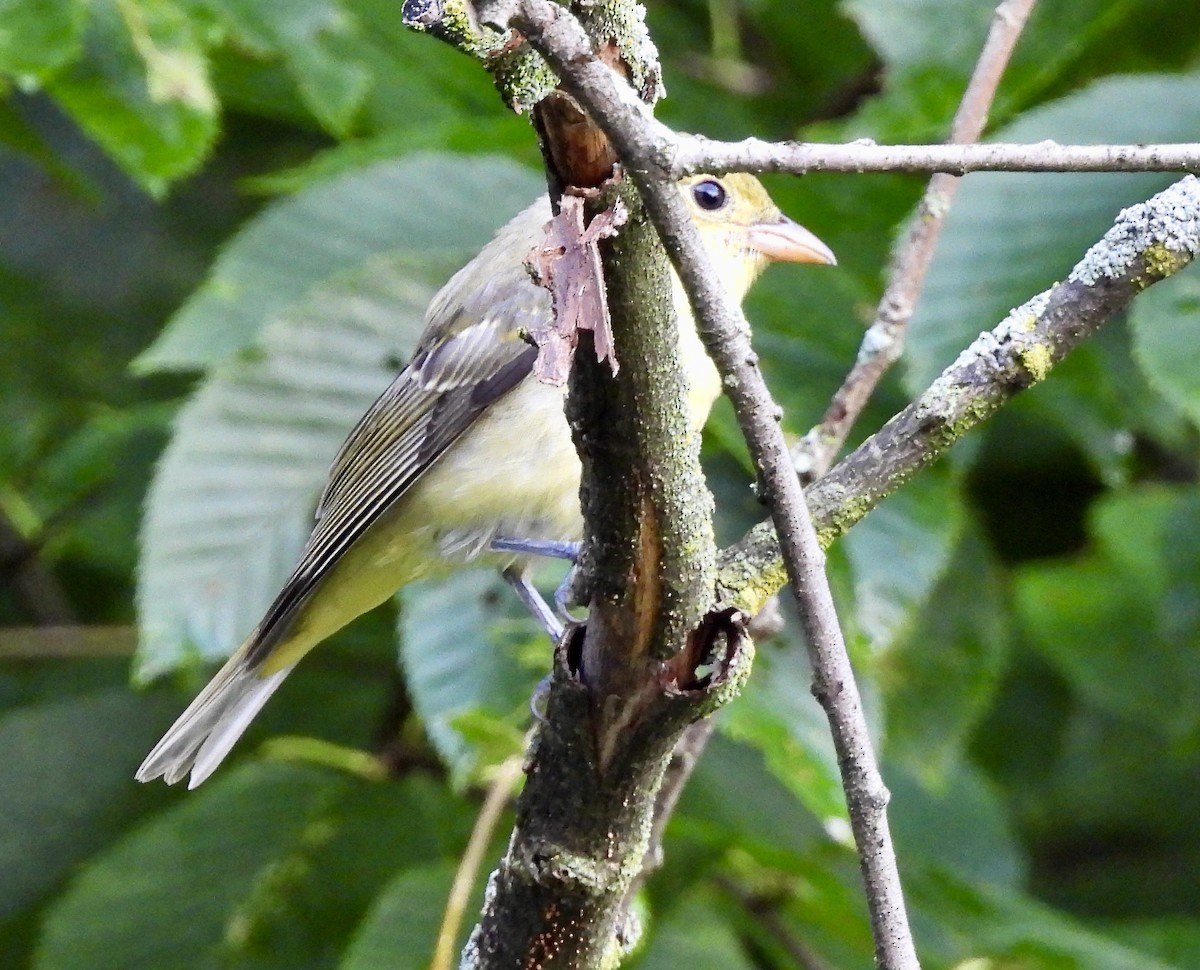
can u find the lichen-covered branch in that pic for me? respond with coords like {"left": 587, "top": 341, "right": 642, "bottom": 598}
{"left": 720, "top": 175, "right": 1200, "bottom": 614}
{"left": 407, "top": 3, "right": 752, "bottom": 967}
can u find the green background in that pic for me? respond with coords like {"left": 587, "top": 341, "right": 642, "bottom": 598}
{"left": 3, "top": 1, "right": 1200, "bottom": 967}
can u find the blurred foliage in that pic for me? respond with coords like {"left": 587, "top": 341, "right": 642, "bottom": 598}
{"left": 2, "top": 0, "right": 1200, "bottom": 967}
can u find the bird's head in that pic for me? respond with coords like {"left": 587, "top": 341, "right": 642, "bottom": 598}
{"left": 680, "top": 172, "right": 836, "bottom": 301}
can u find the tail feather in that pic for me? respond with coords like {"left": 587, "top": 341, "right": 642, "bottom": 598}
{"left": 136, "top": 651, "right": 294, "bottom": 788}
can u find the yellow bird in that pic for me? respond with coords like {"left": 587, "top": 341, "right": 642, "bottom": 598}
{"left": 137, "top": 173, "right": 836, "bottom": 787}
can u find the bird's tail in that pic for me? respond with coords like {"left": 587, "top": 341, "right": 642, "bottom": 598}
{"left": 136, "top": 645, "right": 294, "bottom": 789}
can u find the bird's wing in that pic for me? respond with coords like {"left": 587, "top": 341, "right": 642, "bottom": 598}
{"left": 245, "top": 269, "right": 549, "bottom": 666}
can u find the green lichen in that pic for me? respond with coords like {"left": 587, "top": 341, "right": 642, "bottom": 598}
{"left": 490, "top": 44, "right": 559, "bottom": 114}
{"left": 1016, "top": 341, "right": 1053, "bottom": 384}
{"left": 942, "top": 392, "right": 1000, "bottom": 446}
{"left": 822, "top": 493, "right": 878, "bottom": 545}
{"left": 718, "top": 557, "right": 787, "bottom": 615}
{"left": 1143, "top": 242, "right": 1192, "bottom": 281}
{"left": 582, "top": 1, "right": 664, "bottom": 103}
{"left": 404, "top": 0, "right": 494, "bottom": 56}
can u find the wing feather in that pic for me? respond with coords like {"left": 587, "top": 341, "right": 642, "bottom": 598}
{"left": 247, "top": 321, "right": 541, "bottom": 666}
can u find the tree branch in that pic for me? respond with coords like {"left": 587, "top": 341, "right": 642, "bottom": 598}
{"left": 405, "top": 3, "right": 1200, "bottom": 968}
{"left": 719, "top": 175, "right": 1200, "bottom": 614}
{"left": 492, "top": 2, "right": 919, "bottom": 966}
{"left": 671, "top": 137, "right": 1200, "bottom": 177}
{"left": 796, "top": 0, "right": 1038, "bottom": 480}
{"left": 420, "top": 3, "right": 756, "bottom": 967}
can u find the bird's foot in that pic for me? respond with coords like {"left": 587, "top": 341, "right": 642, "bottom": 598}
{"left": 492, "top": 537, "right": 585, "bottom": 627}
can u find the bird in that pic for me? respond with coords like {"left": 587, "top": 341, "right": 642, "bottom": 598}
{"left": 136, "top": 172, "right": 836, "bottom": 788}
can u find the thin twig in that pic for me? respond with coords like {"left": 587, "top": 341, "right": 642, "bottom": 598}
{"left": 0, "top": 624, "right": 135, "bottom": 659}
{"left": 796, "top": 0, "right": 1039, "bottom": 479}
{"left": 493, "top": 3, "right": 920, "bottom": 966}
{"left": 430, "top": 755, "right": 524, "bottom": 970}
{"left": 670, "top": 138, "right": 1200, "bottom": 177}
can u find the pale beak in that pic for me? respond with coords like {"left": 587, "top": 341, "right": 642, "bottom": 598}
{"left": 748, "top": 216, "right": 837, "bottom": 266}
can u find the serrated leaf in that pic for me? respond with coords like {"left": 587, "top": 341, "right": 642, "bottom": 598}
{"left": 135, "top": 256, "right": 436, "bottom": 679}
{"left": 398, "top": 568, "right": 549, "bottom": 784}
{"left": 906, "top": 73, "right": 1200, "bottom": 395}
{"left": 134, "top": 156, "right": 543, "bottom": 680}
{"left": 1131, "top": 267, "right": 1200, "bottom": 428}
{"left": 46, "top": 0, "right": 217, "bottom": 195}
{"left": 135, "top": 154, "right": 543, "bottom": 373}
{"left": 0, "top": 0, "right": 88, "bottom": 84}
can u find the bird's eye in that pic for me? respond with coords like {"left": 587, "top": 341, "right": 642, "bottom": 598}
{"left": 692, "top": 179, "right": 727, "bottom": 211}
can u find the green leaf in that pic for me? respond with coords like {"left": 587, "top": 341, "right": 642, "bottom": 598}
{"left": 635, "top": 894, "right": 753, "bottom": 970}
{"left": 0, "top": 0, "right": 88, "bottom": 84}
{"left": 1015, "top": 485, "right": 1200, "bottom": 739}
{"left": 34, "top": 764, "right": 474, "bottom": 970}
{"left": 32, "top": 762, "right": 343, "bottom": 970}
{"left": 46, "top": 0, "right": 217, "bottom": 195}
{"left": 398, "top": 568, "right": 549, "bottom": 784}
{"left": 836, "top": 0, "right": 1171, "bottom": 143}
{"left": 909, "top": 869, "right": 1185, "bottom": 970}
{"left": 215, "top": 775, "right": 474, "bottom": 970}
{"left": 203, "top": 0, "right": 370, "bottom": 134}
{"left": 843, "top": 464, "right": 965, "bottom": 652}
{"left": 673, "top": 734, "right": 829, "bottom": 867}
{"left": 881, "top": 524, "right": 1009, "bottom": 780}
{"left": 134, "top": 156, "right": 543, "bottom": 679}
{"left": 842, "top": 0, "right": 995, "bottom": 74}
{"left": 717, "top": 654, "right": 849, "bottom": 832}
{"left": 889, "top": 761, "right": 1026, "bottom": 889}
{"left": 1131, "top": 267, "right": 1200, "bottom": 428}
{"left": 906, "top": 73, "right": 1200, "bottom": 395}
{"left": 134, "top": 254, "right": 434, "bottom": 679}
{"left": 135, "top": 154, "right": 542, "bottom": 373}
{"left": 338, "top": 863, "right": 458, "bottom": 970}
{"left": 0, "top": 688, "right": 179, "bottom": 920}
{"left": 1104, "top": 919, "right": 1200, "bottom": 970}
{"left": 32, "top": 402, "right": 173, "bottom": 576}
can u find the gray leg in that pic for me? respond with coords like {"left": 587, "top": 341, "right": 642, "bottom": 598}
{"left": 491, "top": 537, "right": 581, "bottom": 561}
{"left": 502, "top": 565, "right": 563, "bottom": 642}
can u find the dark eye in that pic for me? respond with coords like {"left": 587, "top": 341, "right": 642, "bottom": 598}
{"left": 692, "top": 179, "right": 727, "bottom": 211}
